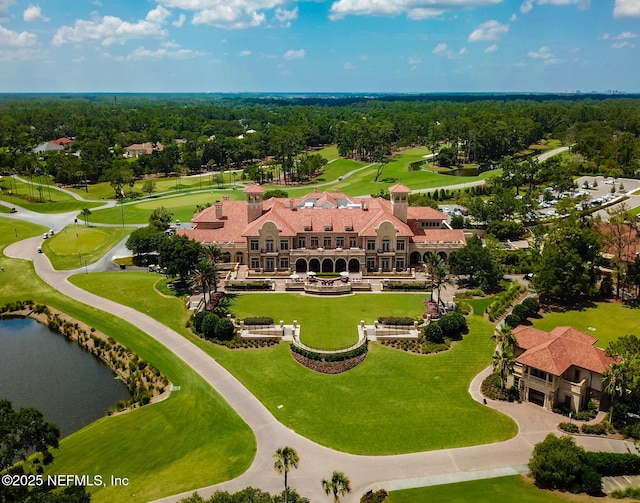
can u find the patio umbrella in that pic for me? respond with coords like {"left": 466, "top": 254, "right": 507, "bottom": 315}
{"left": 339, "top": 271, "right": 349, "bottom": 277}
{"left": 289, "top": 273, "right": 300, "bottom": 279}
{"left": 307, "top": 271, "right": 316, "bottom": 276}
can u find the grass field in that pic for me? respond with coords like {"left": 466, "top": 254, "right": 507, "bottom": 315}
{"left": 532, "top": 301, "right": 639, "bottom": 349}
{"left": 42, "top": 225, "right": 135, "bottom": 270}
{"left": 388, "top": 475, "right": 599, "bottom": 503}
{"left": 0, "top": 178, "right": 103, "bottom": 213}
{"left": 231, "top": 293, "right": 426, "bottom": 349}
{"left": 0, "top": 218, "right": 255, "bottom": 503}
{"left": 69, "top": 273, "right": 517, "bottom": 454}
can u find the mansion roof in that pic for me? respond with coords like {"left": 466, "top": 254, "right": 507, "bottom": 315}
{"left": 513, "top": 325, "right": 615, "bottom": 376}
{"left": 181, "top": 186, "right": 465, "bottom": 247}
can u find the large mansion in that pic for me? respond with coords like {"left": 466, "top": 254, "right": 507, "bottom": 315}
{"left": 511, "top": 326, "right": 616, "bottom": 412}
{"left": 179, "top": 184, "right": 466, "bottom": 275}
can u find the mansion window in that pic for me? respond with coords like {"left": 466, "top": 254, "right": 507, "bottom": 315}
{"left": 530, "top": 368, "right": 548, "bottom": 381}
{"left": 265, "top": 258, "right": 274, "bottom": 271}
{"left": 250, "top": 257, "right": 260, "bottom": 269}
{"left": 349, "top": 236, "right": 357, "bottom": 248}
{"left": 336, "top": 236, "right": 345, "bottom": 248}
{"left": 382, "top": 239, "right": 391, "bottom": 252}
{"left": 265, "top": 238, "right": 274, "bottom": 252}
{"left": 280, "top": 257, "right": 289, "bottom": 269}
{"left": 250, "top": 240, "right": 259, "bottom": 251}
{"left": 397, "top": 240, "right": 405, "bottom": 251}
{"left": 366, "top": 258, "right": 376, "bottom": 271}
{"left": 280, "top": 239, "right": 289, "bottom": 251}
{"left": 381, "top": 258, "right": 390, "bottom": 270}
{"left": 298, "top": 237, "right": 306, "bottom": 249}
{"left": 324, "top": 236, "right": 332, "bottom": 248}
{"left": 396, "top": 258, "right": 405, "bottom": 270}
{"left": 367, "top": 240, "right": 376, "bottom": 251}
{"left": 311, "top": 237, "right": 319, "bottom": 248}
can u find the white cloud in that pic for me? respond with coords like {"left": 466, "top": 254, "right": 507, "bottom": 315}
{"left": 432, "top": 42, "right": 466, "bottom": 58}
{"left": 612, "top": 41, "right": 635, "bottom": 49}
{"left": 329, "top": 0, "right": 501, "bottom": 21}
{"left": 0, "top": 24, "right": 38, "bottom": 47}
{"left": 0, "top": 47, "right": 46, "bottom": 61}
{"left": 468, "top": 20, "right": 509, "bottom": 42}
{"left": 360, "top": 54, "right": 368, "bottom": 61}
{"left": 528, "top": 46, "right": 561, "bottom": 64}
{"left": 71, "top": 55, "right": 86, "bottom": 64}
{"left": 613, "top": 31, "right": 638, "bottom": 39}
{"left": 157, "top": 0, "right": 289, "bottom": 29}
{"left": 509, "top": 13, "right": 517, "bottom": 21}
{"left": 521, "top": 0, "right": 589, "bottom": 14}
{"left": 0, "top": 0, "right": 15, "bottom": 18}
{"left": 342, "top": 62, "right": 355, "bottom": 70}
{"left": 109, "top": 45, "right": 206, "bottom": 61}
{"left": 407, "top": 56, "right": 422, "bottom": 65}
{"left": 274, "top": 6, "right": 297, "bottom": 27}
{"left": 24, "top": 5, "right": 49, "bottom": 22}
{"left": 614, "top": 0, "right": 640, "bottom": 17}
{"left": 173, "top": 13, "right": 186, "bottom": 27}
{"left": 283, "top": 48, "right": 305, "bottom": 59}
{"left": 600, "top": 33, "right": 610, "bottom": 40}
{"left": 238, "top": 49, "right": 251, "bottom": 56}
{"left": 485, "top": 43, "right": 498, "bottom": 52}
{"left": 53, "top": 6, "right": 171, "bottom": 46}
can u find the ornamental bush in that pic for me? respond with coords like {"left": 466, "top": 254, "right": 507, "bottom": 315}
{"left": 424, "top": 323, "right": 444, "bottom": 344}
{"left": 529, "top": 434, "right": 586, "bottom": 491}
{"left": 201, "top": 313, "right": 220, "bottom": 340}
{"left": 214, "top": 318, "right": 236, "bottom": 341}
{"left": 438, "top": 312, "right": 467, "bottom": 340}
{"left": 521, "top": 297, "right": 540, "bottom": 316}
{"left": 504, "top": 313, "right": 521, "bottom": 328}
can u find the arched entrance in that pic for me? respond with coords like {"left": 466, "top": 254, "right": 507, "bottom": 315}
{"left": 348, "top": 258, "right": 360, "bottom": 273}
{"left": 309, "top": 258, "right": 321, "bottom": 273}
{"left": 295, "top": 258, "right": 307, "bottom": 272}
{"left": 335, "top": 258, "right": 347, "bottom": 273}
{"left": 222, "top": 252, "right": 231, "bottom": 263}
{"left": 410, "top": 252, "right": 421, "bottom": 267}
{"left": 322, "top": 258, "right": 333, "bottom": 273}
{"left": 423, "top": 251, "right": 433, "bottom": 263}
{"left": 236, "top": 252, "right": 244, "bottom": 265}
{"left": 437, "top": 251, "right": 447, "bottom": 262}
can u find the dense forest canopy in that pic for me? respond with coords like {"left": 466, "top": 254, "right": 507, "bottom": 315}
{"left": 1, "top": 94, "right": 640, "bottom": 187}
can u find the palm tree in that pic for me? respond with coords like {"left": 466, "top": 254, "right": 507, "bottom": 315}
{"left": 322, "top": 471, "right": 351, "bottom": 503}
{"left": 602, "top": 362, "right": 627, "bottom": 425}
{"left": 492, "top": 325, "right": 516, "bottom": 354}
{"left": 273, "top": 446, "right": 299, "bottom": 503}
{"left": 191, "top": 260, "right": 215, "bottom": 306}
{"left": 203, "top": 245, "right": 222, "bottom": 293}
{"left": 80, "top": 207, "right": 92, "bottom": 227}
{"left": 431, "top": 262, "right": 454, "bottom": 307}
{"left": 492, "top": 349, "right": 515, "bottom": 393}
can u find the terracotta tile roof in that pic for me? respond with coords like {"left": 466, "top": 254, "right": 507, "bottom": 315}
{"left": 244, "top": 184, "right": 265, "bottom": 194}
{"left": 514, "top": 325, "right": 615, "bottom": 376}
{"left": 411, "top": 228, "right": 466, "bottom": 244}
{"left": 389, "top": 183, "right": 411, "bottom": 193}
{"left": 50, "top": 137, "right": 73, "bottom": 146}
{"left": 407, "top": 206, "right": 447, "bottom": 220}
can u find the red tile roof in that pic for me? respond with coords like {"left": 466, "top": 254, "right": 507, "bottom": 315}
{"left": 513, "top": 325, "right": 615, "bottom": 376}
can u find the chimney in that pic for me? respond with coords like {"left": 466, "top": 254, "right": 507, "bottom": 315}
{"left": 289, "top": 199, "right": 294, "bottom": 209}
{"left": 314, "top": 186, "right": 319, "bottom": 193}
{"left": 334, "top": 186, "right": 340, "bottom": 192}
{"left": 215, "top": 201, "right": 223, "bottom": 219}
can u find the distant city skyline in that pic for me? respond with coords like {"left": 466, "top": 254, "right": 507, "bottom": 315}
{"left": 0, "top": 0, "right": 639, "bottom": 93}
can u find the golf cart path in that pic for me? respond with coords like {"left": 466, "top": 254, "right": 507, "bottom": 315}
{"left": 5, "top": 238, "right": 636, "bottom": 502}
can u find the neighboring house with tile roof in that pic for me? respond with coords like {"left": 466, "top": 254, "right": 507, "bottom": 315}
{"left": 125, "top": 142, "right": 164, "bottom": 158}
{"left": 179, "top": 183, "right": 466, "bottom": 274}
{"left": 33, "top": 137, "right": 73, "bottom": 154}
{"left": 510, "top": 325, "right": 616, "bottom": 412}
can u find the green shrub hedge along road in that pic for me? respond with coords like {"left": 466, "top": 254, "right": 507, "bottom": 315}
{"left": 71, "top": 272, "right": 517, "bottom": 455}
{"left": 532, "top": 302, "right": 636, "bottom": 349}
{"left": 388, "top": 475, "right": 596, "bottom": 503}
{"left": 0, "top": 218, "right": 255, "bottom": 503}
{"left": 231, "top": 293, "right": 427, "bottom": 349}
{"left": 42, "top": 225, "right": 135, "bottom": 270}
{"left": 0, "top": 178, "right": 103, "bottom": 213}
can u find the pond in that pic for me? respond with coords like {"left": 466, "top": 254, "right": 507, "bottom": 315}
{"left": 0, "top": 317, "right": 131, "bottom": 438}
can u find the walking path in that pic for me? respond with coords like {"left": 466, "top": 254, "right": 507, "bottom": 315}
{"left": 5, "top": 236, "right": 637, "bottom": 502}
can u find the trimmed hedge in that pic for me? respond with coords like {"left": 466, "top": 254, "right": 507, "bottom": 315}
{"left": 559, "top": 422, "right": 579, "bottom": 433}
{"left": 580, "top": 423, "right": 607, "bottom": 435}
{"left": 243, "top": 316, "right": 275, "bottom": 326}
{"left": 290, "top": 342, "right": 368, "bottom": 362}
{"left": 228, "top": 282, "right": 271, "bottom": 290}
{"left": 377, "top": 316, "right": 414, "bottom": 326}
{"left": 584, "top": 452, "right": 640, "bottom": 476}
{"left": 486, "top": 283, "right": 526, "bottom": 322}
{"left": 384, "top": 282, "right": 426, "bottom": 290}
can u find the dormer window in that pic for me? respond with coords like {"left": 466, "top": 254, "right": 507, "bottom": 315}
{"left": 324, "top": 225, "right": 333, "bottom": 231}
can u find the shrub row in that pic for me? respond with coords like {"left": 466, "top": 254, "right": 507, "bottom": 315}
{"left": 384, "top": 282, "right": 426, "bottom": 290}
{"left": 290, "top": 342, "right": 367, "bottom": 362}
{"left": 0, "top": 300, "right": 34, "bottom": 313}
{"left": 559, "top": 422, "right": 579, "bottom": 433}
{"left": 486, "top": 283, "right": 526, "bottom": 322}
{"left": 243, "top": 316, "right": 275, "bottom": 326}
{"left": 585, "top": 452, "right": 640, "bottom": 476}
{"left": 505, "top": 297, "right": 541, "bottom": 328}
{"left": 377, "top": 316, "right": 414, "bottom": 326}
{"left": 423, "top": 312, "right": 468, "bottom": 344}
{"left": 227, "top": 282, "right": 271, "bottom": 290}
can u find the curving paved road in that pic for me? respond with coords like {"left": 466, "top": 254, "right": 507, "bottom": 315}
{"left": 5, "top": 236, "right": 636, "bottom": 503}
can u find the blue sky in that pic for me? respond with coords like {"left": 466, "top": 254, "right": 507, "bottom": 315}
{"left": 0, "top": 0, "right": 639, "bottom": 93}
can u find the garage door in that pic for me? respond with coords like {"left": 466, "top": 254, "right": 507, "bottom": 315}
{"left": 528, "top": 389, "right": 545, "bottom": 407}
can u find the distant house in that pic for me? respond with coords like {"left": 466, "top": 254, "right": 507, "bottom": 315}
{"left": 33, "top": 137, "right": 73, "bottom": 154}
{"left": 125, "top": 142, "right": 164, "bottom": 158}
{"left": 511, "top": 326, "right": 616, "bottom": 412}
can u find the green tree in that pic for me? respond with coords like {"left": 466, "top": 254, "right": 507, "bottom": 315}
{"left": 159, "top": 234, "right": 203, "bottom": 280}
{"left": 529, "top": 434, "right": 586, "bottom": 492}
{"left": 273, "top": 446, "right": 300, "bottom": 503}
{"left": 191, "top": 260, "right": 216, "bottom": 306}
{"left": 80, "top": 207, "right": 91, "bottom": 226}
{"left": 321, "top": 471, "right": 351, "bottom": 503}
{"left": 149, "top": 206, "right": 173, "bottom": 231}
{"left": 126, "top": 226, "right": 167, "bottom": 256}
{"left": 449, "top": 235, "right": 503, "bottom": 291}
{"left": 142, "top": 179, "right": 157, "bottom": 197}
{"left": 492, "top": 348, "right": 515, "bottom": 392}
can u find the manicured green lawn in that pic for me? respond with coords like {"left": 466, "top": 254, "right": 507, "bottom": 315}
{"left": 69, "top": 274, "right": 517, "bottom": 454}
{"left": 532, "top": 301, "right": 638, "bottom": 349}
{"left": 0, "top": 178, "right": 103, "bottom": 213}
{"left": 42, "top": 225, "right": 135, "bottom": 270}
{"left": 0, "top": 218, "right": 255, "bottom": 503}
{"left": 89, "top": 189, "right": 246, "bottom": 224}
{"left": 388, "top": 475, "right": 597, "bottom": 503}
{"left": 232, "top": 293, "right": 426, "bottom": 349}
